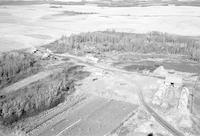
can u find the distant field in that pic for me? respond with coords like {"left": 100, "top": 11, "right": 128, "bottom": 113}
{"left": 1, "top": 0, "right": 200, "bottom": 7}
{"left": 94, "top": 1, "right": 200, "bottom": 7}
{"left": 1, "top": 4, "right": 200, "bottom": 52}
{"left": 0, "top": 1, "right": 46, "bottom": 5}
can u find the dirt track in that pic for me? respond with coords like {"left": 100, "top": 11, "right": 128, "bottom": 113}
{"left": 0, "top": 68, "right": 62, "bottom": 95}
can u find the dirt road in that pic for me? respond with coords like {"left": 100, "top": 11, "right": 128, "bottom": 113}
{"left": 136, "top": 87, "right": 185, "bottom": 136}
{"left": 0, "top": 68, "right": 62, "bottom": 95}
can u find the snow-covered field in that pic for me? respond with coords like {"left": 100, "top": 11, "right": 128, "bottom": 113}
{"left": 0, "top": 4, "right": 200, "bottom": 52}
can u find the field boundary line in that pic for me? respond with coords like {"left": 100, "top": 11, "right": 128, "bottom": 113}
{"left": 55, "top": 119, "right": 81, "bottom": 136}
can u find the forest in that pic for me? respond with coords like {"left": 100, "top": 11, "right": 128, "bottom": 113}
{"left": 45, "top": 31, "right": 200, "bottom": 61}
{"left": 0, "top": 65, "right": 87, "bottom": 125}
{"left": 0, "top": 51, "right": 42, "bottom": 89}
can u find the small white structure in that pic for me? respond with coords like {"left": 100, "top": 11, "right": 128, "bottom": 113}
{"left": 152, "top": 75, "right": 183, "bottom": 108}
{"left": 142, "top": 69, "right": 150, "bottom": 75}
{"left": 178, "top": 87, "right": 190, "bottom": 114}
{"left": 27, "top": 47, "right": 53, "bottom": 59}
{"left": 153, "top": 66, "right": 168, "bottom": 77}
{"left": 85, "top": 54, "right": 98, "bottom": 63}
{"left": 28, "top": 47, "right": 38, "bottom": 54}
{"left": 177, "top": 86, "right": 192, "bottom": 128}
{"left": 152, "top": 83, "right": 168, "bottom": 106}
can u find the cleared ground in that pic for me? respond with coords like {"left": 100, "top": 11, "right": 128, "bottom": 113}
{"left": 36, "top": 96, "right": 137, "bottom": 136}
{"left": 1, "top": 4, "right": 200, "bottom": 52}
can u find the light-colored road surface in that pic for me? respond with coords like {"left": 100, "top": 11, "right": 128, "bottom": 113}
{"left": 37, "top": 96, "right": 137, "bottom": 136}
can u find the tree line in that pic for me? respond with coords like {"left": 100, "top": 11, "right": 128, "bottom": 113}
{"left": 0, "top": 51, "right": 41, "bottom": 89}
{"left": 45, "top": 31, "right": 200, "bottom": 61}
{"left": 0, "top": 64, "right": 88, "bottom": 126}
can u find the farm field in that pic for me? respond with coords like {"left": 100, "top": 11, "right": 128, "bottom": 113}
{"left": 1, "top": 4, "right": 200, "bottom": 52}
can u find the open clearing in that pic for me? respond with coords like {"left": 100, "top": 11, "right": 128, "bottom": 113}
{"left": 36, "top": 96, "right": 137, "bottom": 136}
{"left": 1, "top": 4, "right": 200, "bottom": 52}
